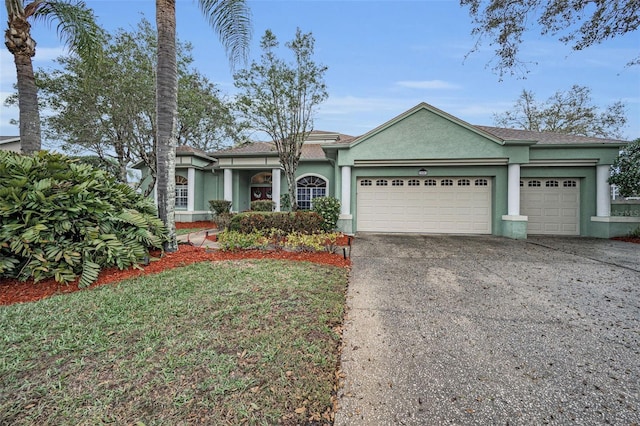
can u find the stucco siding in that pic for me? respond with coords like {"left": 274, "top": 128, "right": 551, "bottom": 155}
{"left": 342, "top": 109, "right": 507, "bottom": 163}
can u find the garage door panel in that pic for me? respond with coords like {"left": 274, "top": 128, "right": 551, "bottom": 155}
{"left": 357, "top": 177, "right": 492, "bottom": 234}
{"left": 521, "top": 179, "right": 580, "bottom": 236}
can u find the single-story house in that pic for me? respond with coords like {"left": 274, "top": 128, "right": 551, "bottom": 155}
{"left": 0, "top": 136, "right": 21, "bottom": 152}
{"left": 140, "top": 102, "right": 639, "bottom": 239}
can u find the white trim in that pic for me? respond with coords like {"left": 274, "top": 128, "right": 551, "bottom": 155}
{"left": 296, "top": 173, "right": 329, "bottom": 209}
{"left": 187, "top": 167, "right": 195, "bottom": 212}
{"left": 272, "top": 168, "right": 281, "bottom": 211}
{"left": 596, "top": 165, "right": 611, "bottom": 217}
{"left": 591, "top": 216, "right": 640, "bottom": 223}
{"left": 502, "top": 215, "right": 528, "bottom": 221}
{"left": 353, "top": 158, "right": 508, "bottom": 167}
{"left": 522, "top": 159, "right": 598, "bottom": 167}
{"left": 507, "top": 164, "right": 521, "bottom": 216}
{"left": 223, "top": 169, "right": 233, "bottom": 202}
{"left": 296, "top": 173, "right": 330, "bottom": 190}
{"left": 341, "top": 166, "right": 351, "bottom": 215}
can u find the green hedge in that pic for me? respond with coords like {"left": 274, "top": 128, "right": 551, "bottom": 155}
{"left": 229, "top": 211, "right": 324, "bottom": 234}
{"left": 0, "top": 151, "right": 168, "bottom": 287}
{"left": 250, "top": 200, "right": 275, "bottom": 211}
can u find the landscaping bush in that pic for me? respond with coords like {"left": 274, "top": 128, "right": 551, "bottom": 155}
{"left": 229, "top": 211, "right": 324, "bottom": 234}
{"left": 215, "top": 212, "right": 235, "bottom": 231}
{"left": 284, "top": 231, "right": 341, "bottom": 252}
{"left": 217, "top": 230, "right": 269, "bottom": 251}
{"left": 208, "top": 199, "right": 232, "bottom": 216}
{"left": 312, "top": 196, "right": 341, "bottom": 231}
{"left": 251, "top": 200, "right": 275, "bottom": 211}
{"left": 0, "top": 151, "right": 168, "bottom": 287}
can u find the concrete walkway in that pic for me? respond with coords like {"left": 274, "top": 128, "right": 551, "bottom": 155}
{"left": 176, "top": 228, "right": 219, "bottom": 249}
{"left": 335, "top": 234, "right": 640, "bottom": 425}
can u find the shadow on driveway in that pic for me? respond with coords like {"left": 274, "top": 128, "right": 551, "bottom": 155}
{"left": 335, "top": 234, "right": 640, "bottom": 425}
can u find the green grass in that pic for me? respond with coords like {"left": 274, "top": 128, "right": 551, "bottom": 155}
{"left": 0, "top": 259, "right": 348, "bottom": 425}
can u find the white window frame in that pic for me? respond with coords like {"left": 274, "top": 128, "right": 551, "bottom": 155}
{"left": 296, "top": 174, "right": 328, "bottom": 210}
{"left": 175, "top": 175, "right": 188, "bottom": 209}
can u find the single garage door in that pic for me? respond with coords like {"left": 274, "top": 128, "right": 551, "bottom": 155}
{"left": 521, "top": 178, "right": 580, "bottom": 235}
{"left": 356, "top": 177, "right": 492, "bottom": 234}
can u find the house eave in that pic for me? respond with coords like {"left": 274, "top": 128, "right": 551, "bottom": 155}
{"left": 353, "top": 158, "right": 509, "bottom": 167}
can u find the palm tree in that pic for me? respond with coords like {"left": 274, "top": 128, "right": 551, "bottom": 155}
{"left": 155, "top": 0, "right": 251, "bottom": 251}
{"left": 4, "top": 0, "right": 103, "bottom": 154}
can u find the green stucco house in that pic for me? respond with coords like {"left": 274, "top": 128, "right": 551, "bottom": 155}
{"left": 143, "top": 102, "right": 639, "bottom": 239}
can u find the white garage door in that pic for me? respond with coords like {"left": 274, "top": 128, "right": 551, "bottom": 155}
{"left": 356, "top": 177, "right": 492, "bottom": 234}
{"left": 521, "top": 178, "right": 580, "bottom": 235}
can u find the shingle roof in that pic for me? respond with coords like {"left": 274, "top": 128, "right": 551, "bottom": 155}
{"left": 211, "top": 131, "right": 358, "bottom": 159}
{"left": 475, "top": 126, "right": 626, "bottom": 145}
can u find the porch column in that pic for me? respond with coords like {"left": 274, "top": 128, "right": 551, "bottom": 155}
{"left": 507, "top": 163, "right": 521, "bottom": 216}
{"left": 187, "top": 167, "right": 195, "bottom": 211}
{"left": 223, "top": 169, "right": 233, "bottom": 202}
{"left": 596, "top": 165, "right": 611, "bottom": 217}
{"left": 271, "top": 168, "right": 281, "bottom": 211}
{"left": 341, "top": 166, "right": 351, "bottom": 215}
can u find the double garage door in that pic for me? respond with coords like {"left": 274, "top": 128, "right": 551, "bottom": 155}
{"left": 356, "top": 176, "right": 580, "bottom": 235}
{"left": 357, "top": 177, "right": 492, "bottom": 234}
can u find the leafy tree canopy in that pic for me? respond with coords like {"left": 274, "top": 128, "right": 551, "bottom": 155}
{"left": 609, "top": 138, "right": 640, "bottom": 198}
{"left": 461, "top": 0, "right": 640, "bottom": 76}
{"left": 234, "top": 28, "right": 328, "bottom": 210}
{"left": 6, "top": 18, "right": 245, "bottom": 191}
{"left": 494, "top": 85, "right": 628, "bottom": 139}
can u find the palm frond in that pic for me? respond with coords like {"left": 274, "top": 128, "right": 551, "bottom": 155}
{"left": 198, "top": 0, "right": 252, "bottom": 68}
{"left": 31, "top": 0, "right": 105, "bottom": 63}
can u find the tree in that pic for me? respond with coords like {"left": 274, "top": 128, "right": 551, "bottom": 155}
{"left": 155, "top": 0, "right": 251, "bottom": 252}
{"left": 461, "top": 0, "right": 640, "bottom": 76}
{"left": 494, "top": 86, "right": 628, "bottom": 138}
{"left": 177, "top": 70, "right": 248, "bottom": 151}
{"left": 609, "top": 138, "right": 640, "bottom": 198}
{"left": 4, "top": 0, "right": 103, "bottom": 154}
{"left": 14, "top": 18, "right": 244, "bottom": 192}
{"left": 234, "top": 29, "right": 328, "bottom": 211}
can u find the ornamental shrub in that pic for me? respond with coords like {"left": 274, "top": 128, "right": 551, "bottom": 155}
{"left": 208, "top": 199, "right": 232, "bottom": 216}
{"left": 284, "top": 232, "right": 340, "bottom": 252}
{"left": 0, "top": 151, "right": 168, "bottom": 287}
{"left": 217, "top": 230, "right": 269, "bottom": 251}
{"left": 251, "top": 200, "right": 275, "bottom": 211}
{"left": 312, "top": 196, "right": 341, "bottom": 231}
{"left": 229, "top": 211, "right": 324, "bottom": 234}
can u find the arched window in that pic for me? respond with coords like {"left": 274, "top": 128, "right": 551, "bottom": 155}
{"left": 175, "top": 175, "right": 188, "bottom": 209}
{"left": 296, "top": 175, "right": 327, "bottom": 210}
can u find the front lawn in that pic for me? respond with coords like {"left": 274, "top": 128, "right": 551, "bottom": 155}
{"left": 0, "top": 259, "right": 348, "bottom": 425}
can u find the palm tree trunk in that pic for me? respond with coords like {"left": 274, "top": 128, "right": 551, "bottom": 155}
{"left": 155, "top": 0, "right": 178, "bottom": 251}
{"left": 6, "top": 13, "right": 41, "bottom": 154}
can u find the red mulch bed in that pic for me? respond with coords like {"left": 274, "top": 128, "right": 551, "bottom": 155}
{"left": 0, "top": 244, "right": 351, "bottom": 306}
{"left": 612, "top": 236, "right": 640, "bottom": 244}
{"left": 176, "top": 221, "right": 216, "bottom": 229}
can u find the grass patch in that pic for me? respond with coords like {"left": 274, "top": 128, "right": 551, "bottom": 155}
{"left": 0, "top": 259, "right": 348, "bottom": 425}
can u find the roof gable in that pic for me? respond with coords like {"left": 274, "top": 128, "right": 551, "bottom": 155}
{"left": 342, "top": 103, "right": 509, "bottom": 162}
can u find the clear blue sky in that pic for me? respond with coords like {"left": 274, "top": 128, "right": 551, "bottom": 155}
{"left": 1, "top": 0, "right": 639, "bottom": 144}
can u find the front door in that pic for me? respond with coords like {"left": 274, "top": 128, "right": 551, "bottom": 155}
{"left": 251, "top": 186, "right": 273, "bottom": 201}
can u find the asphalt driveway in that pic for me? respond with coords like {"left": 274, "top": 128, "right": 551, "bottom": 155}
{"left": 335, "top": 234, "right": 640, "bottom": 425}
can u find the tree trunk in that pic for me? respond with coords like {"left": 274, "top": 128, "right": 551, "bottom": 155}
{"left": 155, "top": 0, "right": 178, "bottom": 251}
{"left": 286, "top": 167, "right": 298, "bottom": 211}
{"left": 6, "top": 13, "right": 41, "bottom": 154}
